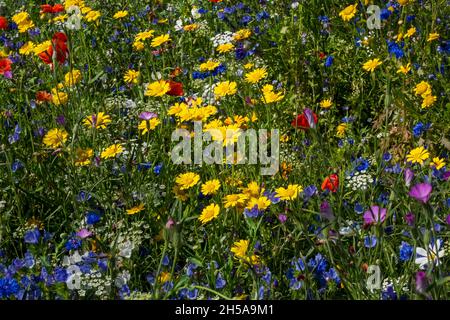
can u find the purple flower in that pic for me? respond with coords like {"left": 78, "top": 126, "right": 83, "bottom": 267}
{"left": 56, "top": 114, "right": 65, "bottom": 126}
{"left": 139, "top": 112, "right": 157, "bottom": 120}
{"left": 319, "top": 201, "right": 335, "bottom": 221}
{"left": 404, "top": 168, "right": 414, "bottom": 187}
{"left": 409, "top": 183, "right": 432, "bottom": 204}
{"left": 165, "top": 217, "right": 175, "bottom": 229}
{"left": 405, "top": 212, "right": 415, "bottom": 226}
{"left": 446, "top": 214, "right": 450, "bottom": 226}
{"left": 76, "top": 228, "right": 92, "bottom": 239}
{"left": 415, "top": 271, "right": 429, "bottom": 294}
{"left": 278, "top": 214, "right": 287, "bottom": 224}
{"left": 363, "top": 206, "right": 387, "bottom": 225}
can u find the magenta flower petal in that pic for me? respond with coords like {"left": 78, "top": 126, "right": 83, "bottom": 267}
{"left": 363, "top": 205, "right": 386, "bottom": 225}
{"left": 409, "top": 183, "right": 432, "bottom": 204}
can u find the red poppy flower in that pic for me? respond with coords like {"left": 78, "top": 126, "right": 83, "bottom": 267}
{"left": 167, "top": 80, "right": 184, "bottom": 96}
{"left": 38, "top": 32, "right": 69, "bottom": 65}
{"left": 41, "top": 4, "right": 64, "bottom": 14}
{"left": 36, "top": 91, "right": 52, "bottom": 103}
{"left": 0, "top": 16, "right": 8, "bottom": 30}
{"left": 321, "top": 174, "right": 339, "bottom": 192}
{"left": 291, "top": 110, "right": 318, "bottom": 130}
{"left": 0, "top": 58, "right": 12, "bottom": 75}
{"left": 319, "top": 52, "right": 326, "bottom": 59}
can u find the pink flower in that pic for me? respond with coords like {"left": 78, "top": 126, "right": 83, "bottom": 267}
{"left": 409, "top": 183, "right": 432, "bottom": 204}
{"left": 76, "top": 228, "right": 92, "bottom": 239}
{"left": 139, "top": 111, "right": 157, "bottom": 120}
{"left": 363, "top": 206, "right": 386, "bottom": 225}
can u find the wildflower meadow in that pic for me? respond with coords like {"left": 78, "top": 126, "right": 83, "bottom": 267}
{"left": 0, "top": 0, "right": 449, "bottom": 301}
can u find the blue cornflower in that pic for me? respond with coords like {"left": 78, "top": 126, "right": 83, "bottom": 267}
{"left": 153, "top": 163, "right": 163, "bottom": 174}
{"left": 0, "top": 277, "right": 20, "bottom": 299}
{"left": 65, "top": 237, "right": 82, "bottom": 251}
{"left": 24, "top": 228, "right": 40, "bottom": 244}
{"left": 324, "top": 55, "right": 334, "bottom": 67}
{"left": 364, "top": 235, "right": 377, "bottom": 248}
{"left": 86, "top": 211, "right": 101, "bottom": 225}
{"left": 215, "top": 273, "right": 226, "bottom": 289}
{"left": 162, "top": 255, "right": 170, "bottom": 266}
{"left": 399, "top": 241, "right": 413, "bottom": 262}
{"left": 244, "top": 205, "right": 261, "bottom": 218}
{"left": 186, "top": 263, "right": 197, "bottom": 277}
{"left": 8, "top": 124, "right": 21, "bottom": 144}
{"left": 387, "top": 41, "right": 404, "bottom": 59}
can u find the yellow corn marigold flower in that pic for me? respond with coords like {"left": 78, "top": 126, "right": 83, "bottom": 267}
{"left": 363, "top": 58, "right": 382, "bottom": 72}
{"left": 336, "top": 123, "right": 347, "bottom": 138}
{"left": 12, "top": 12, "right": 35, "bottom": 33}
{"left": 33, "top": 40, "right": 52, "bottom": 55}
{"left": 201, "top": 179, "right": 221, "bottom": 195}
{"left": 320, "top": 99, "right": 332, "bottom": 109}
{"left": 414, "top": 81, "right": 432, "bottom": 97}
{"left": 168, "top": 102, "right": 188, "bottom": 117}
{"left": 397, "top": 63, "right": 411, "bottom": 75}
{"left": 183, "top": 24, "right": 199, "bottom": 31}
{"left": 64, "top": 69, "right": 82, "bottom": 86}
{"left": 241, "top": 181, "right": 261, "bottom": 198}
{"left": 82, "top": 112, "right": 111, "bottom": 129}
{"left": 74, "top": 148, "right": 93, "bottom": 166}
{"left": 199, "top": 60, "right": 220, "bottom": 72}
{"left": 113, "top": 10, "right": 128, "bottom": 19}
{"left": 138, "top": 118, "right": 160, "bottom": 134}
{"left": 406, "top": 146, "right": 429, "bottom": 165}
{"left": 223, "top": 194, "right": 248, "bottom": 208}
{"left": 246, "top": 196, "right": 270, "bottom": 210}
{"left": 231, "top": 240, "right": 249, "bottom": 259}
{"left": 43, "top": 128, "right": 68, "bottom": 148}
{"left": 234, "top": 29, "right": 251, "bottom": 41}
{"left": 199, "top": 203, "right": 220, "bottom": 224}
{"left": 132, "top": 41, "right": 144, "bottom": 51}
{"left": 51, "top": 90, "right": 69, "bottom": 106}
{"left": 101, "top": 144, "right": 124, "bottom": 159}
{"left": 245, "top": 68, "right": 267, "bottom": 84}
{"left": 244, "top": 63, "right": 254, "bottom": 70}
{"left": 339, "top": 4, "right": 358, "bottom": 22}
{"left": 275, "top": 184, "right": 302, "bottom": 201}
{"left": 261, "top": 84, "right": 284, "bottom": 104}
{"left": 427, "top": 33, "right": 439, "bottom": 42}
{"left": 214, "top": 81, "right": 237, "bottom": 97}
{"left": 126, "top": 203, "right": 145, "bottom": 215}
{"left": 176, "top": 172, "right": 200, "bottom": 190}
{"left": 173, "top": 185, "right": 188, "bottom": 202}
{"left": 64, "top": 0, "right": 86, "bottom": 10}
{"left": 431, "top": 157, "right": 445, "bottom": 170}
{"left": 19, "top": 42, "right": 35, "bottom": 55}
{"left": 404, "top": 27, "right": 416, "bottom": 38}
{"left": 135, "top": 30, "right": 154, "bottom": 42}
{"left": 124, "top": 70, "right": 140, "bottom": 84}
{"left": 397, "top": 0, "right": 410, "bottom": 5}
{"left": 158, "top": 272, "right": 171, "bottom": 283}
{"left": 151, "top": 34, "right": 170, "bottom": 47}
{"left": 85, "top": 10, "right": 101, "bottom": 22}
{"left": 421, "top": 95, "right": 436, "bottom": 108}
{"left": 145, "top": 80, "right": 170, "bottom": 97}
{"left": 216, "top": 43, "right": 234, "bottom": 53}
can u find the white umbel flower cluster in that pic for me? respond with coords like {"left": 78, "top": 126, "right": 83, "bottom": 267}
{"left": 345, "top": 171, "right": 374, "bottom": 191}
{"left": 210, "top": 31, "right": 234, "bottom": 47}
